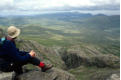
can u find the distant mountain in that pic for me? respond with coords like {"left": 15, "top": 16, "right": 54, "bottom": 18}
{"left": 95, "top": 14, "right": 106, "bottom": 16}
{"left": 35, "top": 12, "right": 93, "bottom": 19}
{"left": 0, "top": 12, "right": 108, "bottom": 26}
{"left": 0, "top": 12, "right": 94, "bottom": 19}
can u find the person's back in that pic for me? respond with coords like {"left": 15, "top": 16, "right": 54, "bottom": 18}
{"left": 0, "top": 37, "right": 14, "bottom": 72}
{"left": 0, "top": 37, "right": 15, "bottom": 60}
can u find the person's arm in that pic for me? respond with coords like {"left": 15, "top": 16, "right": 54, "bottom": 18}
{"left": 7, "top": 41, "right": 32, "bottom": 63}
{"left": 16, "top": 48, "right": 36, "bottom": 57}
{"left": 16, "top": 48, "right": 28, "bottom": 56}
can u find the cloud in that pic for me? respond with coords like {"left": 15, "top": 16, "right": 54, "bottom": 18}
{"left": 13, "top": 0, "right": 120, "bottom": 9}
{"left": 0, "top": 0, "right": 120, "bottom": 15}
{"left": 0, "top": 0, "right": 14, "bottom": 10}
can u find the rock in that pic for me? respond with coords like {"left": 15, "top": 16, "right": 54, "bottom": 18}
{"left": 107, "top": 74, "right": 120, "bottom": 80}
{"left": 87, "top": 54, "right": 120, "bottom": 68}
{"left": 91, "top": 71, "right": 120, "bottom": 80}
{"left": 61, "top": 46, "right": 120, "bottom": 69}
{"left": 0, "top": 68, "right": 76, "bottom": 80}
{"left": 0, "top": 72, "right": 14, "bottom": 80}
{"left": 18, "top": 68, "right": 76, "bottom": 80}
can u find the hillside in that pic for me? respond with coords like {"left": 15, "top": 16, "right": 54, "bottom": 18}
{"left": 18, "top": 40, "right": 119, "bottom": 80}
{"left": 0, "top": 39, "right": 119, "bottom": 80}
{"left": 0, "top": 12, "right": 120, "bottom": 80}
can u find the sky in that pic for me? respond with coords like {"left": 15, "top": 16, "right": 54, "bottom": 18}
{"left": 0, "top": 0, "right": 120, "bottom": 15}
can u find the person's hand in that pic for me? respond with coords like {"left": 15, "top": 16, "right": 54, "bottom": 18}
{"left": 29, "top": 50, "right": 36, "bottom": 57}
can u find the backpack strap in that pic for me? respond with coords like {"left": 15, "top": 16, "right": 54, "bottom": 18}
{"left": 0, "top": 37, "right": 6, "bottom": 45}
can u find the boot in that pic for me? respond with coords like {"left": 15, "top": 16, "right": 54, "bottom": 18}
{"left": 41, "top": 64, "right": 53, "bottom": 72}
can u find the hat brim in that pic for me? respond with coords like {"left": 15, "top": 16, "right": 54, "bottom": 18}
{"left": 9, "top": 29, "right": 21, "bottom": 38}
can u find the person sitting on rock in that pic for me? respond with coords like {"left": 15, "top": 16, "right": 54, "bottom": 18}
{"left": 0, "top": 26, "right": 53, "bottom": 77}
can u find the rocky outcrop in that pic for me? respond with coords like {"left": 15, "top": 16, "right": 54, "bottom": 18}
{"left": 60, "top": 45, "right": 120, "bottom": 69}
{"left": 0, "top": 72, "right": 13, "bottom": 80}
{"left": 18, "top": 68, "right": 75, "bottom": 80}
{"left": 91, "top": 71, "right": 120, "bottom": 80}
{"left": 107, "top": 73, "right": 120, "bottom": 80}
{"left": 0, "top": 68, "right": 76, "bottom": 80}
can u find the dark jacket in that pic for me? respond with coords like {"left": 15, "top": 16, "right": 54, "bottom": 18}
{"left": 0, "top": 37, "right": 31, "bottom": 68}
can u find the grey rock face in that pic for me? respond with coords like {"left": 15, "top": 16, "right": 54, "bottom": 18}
{"left": 0, "top": 68, "right": 76, "bottom": 80}
{"left": 0, "top": 72, "right": 14, "bottom": 80}
{"left": 18, "top": 68, "right": 75, "bottom": 80}
{"left": 61, "top": 46, "right": 120, "bottom": 69}
{"left": 107, "top": 74, "right": 120, "bottom": 80}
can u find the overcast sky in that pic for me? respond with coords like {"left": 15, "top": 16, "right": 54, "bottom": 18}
{"left": 0, "top": 0, "right": 120, "bottom": 15}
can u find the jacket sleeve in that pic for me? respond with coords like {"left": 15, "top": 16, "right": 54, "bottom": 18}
{"left": 7, "top": 41, "right": 31, "bottom": 63}
{"left": 16, "top": 48, "right": 29, "bottom": 56}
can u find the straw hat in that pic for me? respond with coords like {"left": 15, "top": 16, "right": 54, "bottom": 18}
{"left": 7, "top": 26, "right": 21, "bottom": 38}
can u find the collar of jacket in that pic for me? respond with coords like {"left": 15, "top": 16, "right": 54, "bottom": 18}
{"left": 6, "top": 36, "right": 15, "bottom": 43}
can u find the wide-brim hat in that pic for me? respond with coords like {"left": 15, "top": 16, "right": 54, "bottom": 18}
{"left": 7, "top": 26, "right": 21, "bottom": 38}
